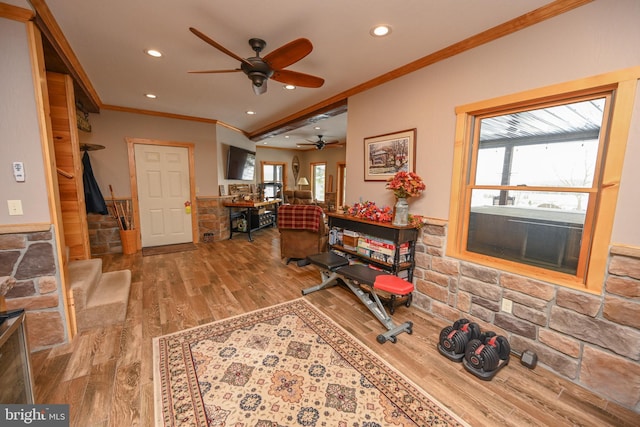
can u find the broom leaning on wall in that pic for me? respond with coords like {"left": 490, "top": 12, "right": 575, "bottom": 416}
{"left": 109, "top": 185, "right": 137, "bottom": 254}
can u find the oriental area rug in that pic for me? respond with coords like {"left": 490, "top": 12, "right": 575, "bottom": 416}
{"left": 153, "top": 298, "right": 468, "bottom": 427}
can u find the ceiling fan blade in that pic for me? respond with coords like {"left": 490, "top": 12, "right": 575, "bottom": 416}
{"left": 188, "top": 69, "right": 241, "bottom": 74}
{"left": 271, "top": 70, "right": 324, "bottom": 88}
{"left": 189, "top": 27, "right": 253, "bottom": 68}
{"left": 264, "top": 38, "right": 312, "bottom": 70}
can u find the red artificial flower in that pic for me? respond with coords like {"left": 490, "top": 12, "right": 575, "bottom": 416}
{"left": 385, "top": 172, "right": 426, "bottom": 199}
{"left": 347, "top": 201, "right": 393, "bottom": 222}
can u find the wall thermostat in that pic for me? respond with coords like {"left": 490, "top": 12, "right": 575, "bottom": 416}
{"left": 13, "top": 162, "right": 25, "bottom": 182}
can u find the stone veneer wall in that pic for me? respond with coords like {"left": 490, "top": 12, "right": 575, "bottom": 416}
{"left": 87, "top": 199, "right": 133, "bottom": 256}
{"left": 87, "top": 213, "right": 122, "bottom": 255}
{"left": 86, "top": 197, "right": 234, "bottom": 256}
{"left": 0, "top": 229, "right": 67, "bottom": 351}
{"left": 196, "top": 196, "right": 235, "bottom": 242}
{"left": 413, "top": 218, "right": 640, "bottom": 412}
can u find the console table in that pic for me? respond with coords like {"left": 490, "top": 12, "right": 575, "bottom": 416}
{"left": 224, "top": 199, "right": 281, "bottom": 241}
{"left": 327, "top": 213, "right": 418, "bottom": 281}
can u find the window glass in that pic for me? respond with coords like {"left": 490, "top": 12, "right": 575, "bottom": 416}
{"left": 468, "top": 189, "right": 588, "bottom": 274}
{"left": 475, "top": 98, "right": 604, "bottom": 187}
{"left": 261, "top": 163, "right": 284, "bottom": 199}
{"left": 466, "top": 96, "right": 607, "bottom": 276}
{"left": 263, "top": 167, "right": 274, "bottom": 182}
{"left": 312, "top": 163, "right": 326, "bottom": 202}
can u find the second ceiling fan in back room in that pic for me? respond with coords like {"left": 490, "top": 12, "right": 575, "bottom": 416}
{"left": 297, "top": 135, "right": 340, "bottom": 150}
{"left": 188, "top": 27, "right": 325, "bottom": 95}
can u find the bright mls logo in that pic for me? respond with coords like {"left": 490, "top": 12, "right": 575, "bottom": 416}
{"left": 1, "top": 405, "right": 69, "bottom": 426}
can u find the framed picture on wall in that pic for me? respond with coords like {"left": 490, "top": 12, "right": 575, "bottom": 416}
{"left": 364, "top": 129, "right": 416, "bottom": 181}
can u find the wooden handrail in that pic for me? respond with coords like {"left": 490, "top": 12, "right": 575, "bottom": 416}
{"left": 56, "top": 167, "right": 74, "bottom": 179}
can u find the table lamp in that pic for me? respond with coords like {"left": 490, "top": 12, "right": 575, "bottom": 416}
{"left": 297, "top": 177, "right": 309, "bottom": 190}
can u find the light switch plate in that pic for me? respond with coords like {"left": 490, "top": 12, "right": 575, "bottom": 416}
{"left": 8, "top": 200, "right": 23, "bottom": 215}
{"left": 501, "top": 298, "right": 513, "bottom": 313}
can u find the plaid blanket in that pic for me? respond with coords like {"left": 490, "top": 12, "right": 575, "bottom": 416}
{"left": 278, "top": 204, "right": 323, "bottom": 231}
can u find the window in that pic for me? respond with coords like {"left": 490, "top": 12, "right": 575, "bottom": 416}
{"left": 260, "top": 161, "right": 285, "bottom": 199}
{"left": 448, "top": 69, "right": 638, "bottom": 292}
{"left": 311, "top": 162, "right": 326, "bottom": 202}
{"left": 468, "top": 96, "right": 606, "bottom": 276}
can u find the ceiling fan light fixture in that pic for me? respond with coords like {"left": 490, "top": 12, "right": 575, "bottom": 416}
{"left": 249, "top": 71, "right": 269, "bottom": 95}
{"left": 249, "top": 72, "right": 267, "bottom": 87}
{"left": 253, "top": 81, "right": 267, "bottom": 95}
{"left": 370, "top": 25, "right": 391, "bottom": 37}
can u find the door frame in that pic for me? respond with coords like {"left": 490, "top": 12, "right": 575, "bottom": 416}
{"left": 126, "top": 137, "right": 198, "bottom": 248}
{"left": 337, "top": 162, "right": 346, "bottom": 207}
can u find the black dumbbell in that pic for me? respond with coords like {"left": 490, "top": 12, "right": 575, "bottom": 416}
{"left": 464, "top": 331, "right": 511, "bottom": 372}
{"left": 438, "top": 318, "right": 481, "bottom": 358}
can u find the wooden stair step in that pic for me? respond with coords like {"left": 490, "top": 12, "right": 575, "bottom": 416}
{"left": 76, "top": 269, "right": 131, "bottom": 331}
{"left": 68, "top": 258, "right": 102, "bottom": 311}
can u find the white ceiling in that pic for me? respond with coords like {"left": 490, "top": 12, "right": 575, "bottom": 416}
{"left": 38, "top": 0, "right": 551, "bottom": 148}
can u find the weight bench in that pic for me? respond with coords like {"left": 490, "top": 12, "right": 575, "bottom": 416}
{"left": 302, "top": 252, "right": 414, "bottom": 344}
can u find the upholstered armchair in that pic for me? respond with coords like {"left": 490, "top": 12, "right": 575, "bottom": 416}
{"left": 283, "top": 190, "right": 314, "bottom": 205}
{"left": 277, "top": 204, "right": 328, "bottom": 265}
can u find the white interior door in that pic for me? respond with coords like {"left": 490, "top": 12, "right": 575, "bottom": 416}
{"left": 135, "top": 144, "right": 193, "bottom": 247}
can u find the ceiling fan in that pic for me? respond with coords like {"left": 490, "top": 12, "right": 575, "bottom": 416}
{"left": 188, "top": 27, "right": 325, "bottom": 95}
{"left": 298, "top": 135, "right": 340, "bottom": 150}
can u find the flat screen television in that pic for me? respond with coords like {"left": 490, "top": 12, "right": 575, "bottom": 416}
{"left": 226, "top": 145, "right": 256, "bottom": 181}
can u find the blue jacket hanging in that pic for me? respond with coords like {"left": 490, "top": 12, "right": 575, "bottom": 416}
{"left": 82, "top": 151, "right": 108, "bottom": 214}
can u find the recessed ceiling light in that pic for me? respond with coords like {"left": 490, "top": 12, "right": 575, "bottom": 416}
{"left": 246, "top": 110, "right": 256, "bottom": 115}
{"left": 145, "top": 49, "right": 162, "bottom": 58}
{"left": 145, "top": 93, "right": 157, "bottom": 99}
{"left": 283, "top": 84, "right": 296, "bottom": 90}
{"left": 370, "top": 25, "right": 391, "bottom": 37}
{"left": 284, "top": 135, "right": 290, "bottom": 139}
{"left": 314, "top": 126, "right": 321, "bottom": 130}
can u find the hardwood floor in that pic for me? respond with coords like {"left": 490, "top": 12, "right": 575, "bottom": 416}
{"left": 31, "top": 228, "right": 639, "bottom": 426}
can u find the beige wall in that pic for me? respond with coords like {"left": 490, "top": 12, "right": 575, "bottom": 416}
{"left": 254, "top": 146, "right": 346, "bottom": 192}
{"left": 345, "top": 0, "right": 640, "bottom": 246}
{"left": 613, "top": 87, "right": 640, "bottom": 245}
{"left": 80, "top": 109, "right": 221, "bottom": 198}
{"left": 0, "top": 17, "right": 50, "bottom": 225}
{"left": 80, "top": 110, "right": 345, "bottom": 200}
{"left": 217, "top": 125, "right": 254, "bottom": 192}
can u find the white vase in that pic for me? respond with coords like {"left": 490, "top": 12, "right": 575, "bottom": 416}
{"left": 392, "top": 197, "right": 409, "bottom": 226}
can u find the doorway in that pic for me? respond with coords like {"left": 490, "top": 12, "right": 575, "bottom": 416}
{"left": 127, "top": 138, "right": 197, "bottom": 248}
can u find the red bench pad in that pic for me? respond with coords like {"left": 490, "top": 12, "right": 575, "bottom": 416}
{"left": 374, "top": 275, "right": 414, "bottom": 295}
